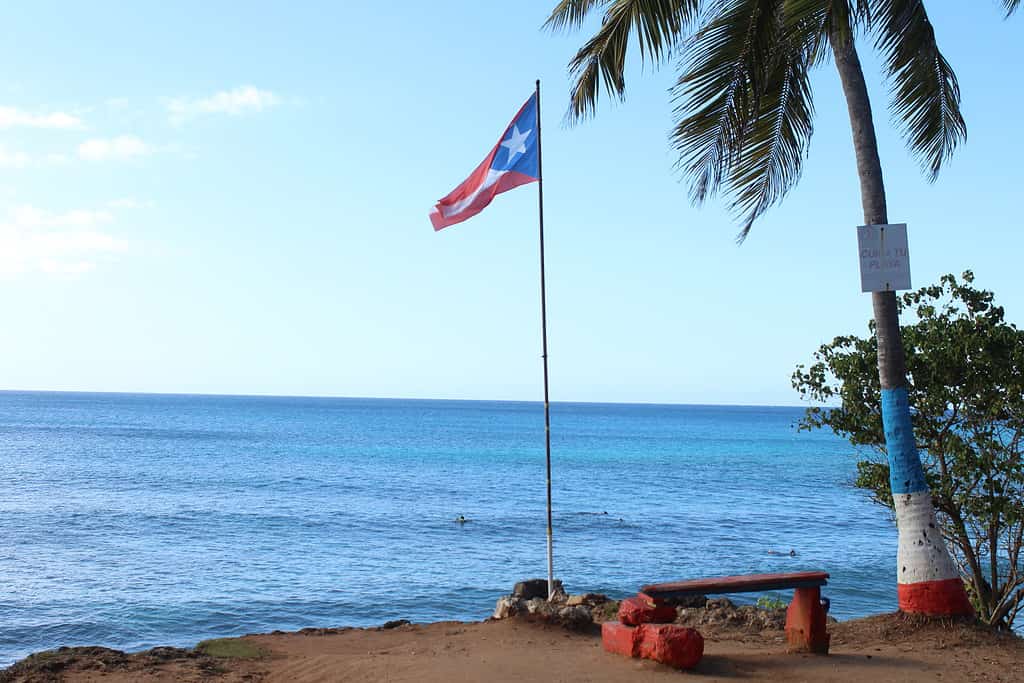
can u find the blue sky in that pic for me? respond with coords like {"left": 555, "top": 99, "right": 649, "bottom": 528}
{"left": 1, "top": 2, "right": 1021, "bottom": 405}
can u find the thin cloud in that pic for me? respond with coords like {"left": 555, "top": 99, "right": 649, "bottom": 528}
{"left": 78, "top": 135, "right": 150, "bottom": 161}
{"left": 166, "top": 85, "right": 279, "bottom": 124}
{"left": 38, "top": 259, "right": 97, "bottom": 275}
{"left": 0, "top": 146, "right": 72, "bottom": 168}
{"left": 0, "top": 106, "right": 83, "bottom": 129}
{"left": 13, "top": 205, "right": 114, "bottom": 228}
{"left": 0, "top": 145, "right": 33, "bottom": 168}
{"left": 107, "top": 198, "right": 152, "bottom": 209}
{"left": 0, "top": 204, "right": 128, "bottom": 277}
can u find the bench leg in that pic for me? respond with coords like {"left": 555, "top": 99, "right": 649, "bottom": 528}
{"left": 785, "top": 587, "right": 830, "bottom": 654}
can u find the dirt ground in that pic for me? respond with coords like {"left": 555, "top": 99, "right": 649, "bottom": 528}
{"left": 3, "top": 613, "right": 1022, "bottom": 683}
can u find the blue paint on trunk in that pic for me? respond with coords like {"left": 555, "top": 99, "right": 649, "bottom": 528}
{"left": 881, "top": 387, "right": 927, "bottom": 495}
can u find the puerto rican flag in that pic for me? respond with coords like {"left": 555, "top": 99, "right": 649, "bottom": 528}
{"left": 430, "top": 93, "right": 539, "bottom": 231}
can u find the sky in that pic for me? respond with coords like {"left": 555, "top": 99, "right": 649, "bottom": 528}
{"left": 0, "top": 2, "right": 1021, "bottom": 406}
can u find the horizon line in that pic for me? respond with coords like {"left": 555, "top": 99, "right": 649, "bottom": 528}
{"left": 0, "top": 387, "right": 823, "bottom": 410}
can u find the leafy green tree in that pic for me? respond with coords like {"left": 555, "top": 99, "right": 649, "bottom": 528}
{"left": 793, "top": 272, "right": 1024, "bottom": 629}
{"left": 548, "top": 0, "right": 1018, "bottom": 615}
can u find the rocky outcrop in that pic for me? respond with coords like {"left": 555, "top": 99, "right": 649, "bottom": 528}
{"left": 675, "top": 597, "right": 787, "bottom": 632}
{"left": 566, "top": 592, "right": 606, "bottom": 606}
{"left": 491, "top": 581, "right": 598, "bottom": 630}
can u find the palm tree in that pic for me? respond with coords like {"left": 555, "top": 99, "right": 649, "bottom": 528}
{"left": 547, "top": 0, "right": 1019, "bottom": 617}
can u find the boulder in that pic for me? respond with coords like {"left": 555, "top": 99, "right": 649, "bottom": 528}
{"left": 636, "top": 624, "right": 704, "bottom": 670}
{"left": 566, "top": 592, "right": 608, "bottom": 607}
{"left": 492, "top": 596, "right": 524, "bottom": 619}
{"left": 637, "top": 591, "right": 665, "bottom": 606}
{"left": 548, "top": 583, "right": 569, "bottom": 603}
{"left": 601, "top": 622, "right": 640, "bottom": 658}
{"left": 618, "top": 596, "right": 678, "bottom": 625}
{"left": 513, "top": 578, "right": 564, "bottom": 600}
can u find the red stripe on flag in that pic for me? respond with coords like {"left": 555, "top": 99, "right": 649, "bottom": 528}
{"left": 431, "top": 170, "right": 538, "bottom": 231}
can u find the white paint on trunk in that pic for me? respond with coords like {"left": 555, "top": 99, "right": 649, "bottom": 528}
{"left": 894, "top": 491, "right": 959, "bottom": 584}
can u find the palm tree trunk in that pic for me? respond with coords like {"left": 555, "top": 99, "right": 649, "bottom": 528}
{"left": 830, "top": 29, "right": 973, "bottom": 617}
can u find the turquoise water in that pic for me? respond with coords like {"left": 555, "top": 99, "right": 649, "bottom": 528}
{"left": 0, "top": 391, "right": 896, "bottom": 667}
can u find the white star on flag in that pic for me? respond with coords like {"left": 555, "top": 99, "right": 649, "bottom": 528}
{"left": 500, "top": 125, "right": 531, "bottom": 164}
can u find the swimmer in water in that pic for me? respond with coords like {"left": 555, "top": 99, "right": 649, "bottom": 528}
{"left": 454, "top": 515, "right": 469, "bottom": 524}
{"left": 767, "top": 548, "right": 797, "bottom": 556}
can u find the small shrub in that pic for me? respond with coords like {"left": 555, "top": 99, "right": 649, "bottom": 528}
{"left": 756, "top": 595, "right": 786, "bottom": 610}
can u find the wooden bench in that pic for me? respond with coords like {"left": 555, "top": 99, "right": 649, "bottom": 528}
{"left": 640, "top": 571, "right": 830, "bottom": 654}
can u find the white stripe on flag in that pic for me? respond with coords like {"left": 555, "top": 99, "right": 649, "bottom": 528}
{"left": 441, "top": 169, "right": 505, "bottom": 218}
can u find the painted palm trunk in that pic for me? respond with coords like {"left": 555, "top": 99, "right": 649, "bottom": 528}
{"left": 882, "top": 388, "right": 973, "bottom": 615}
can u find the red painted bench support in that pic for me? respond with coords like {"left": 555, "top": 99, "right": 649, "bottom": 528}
{"left": 785, "top": 586, "right": 830, "bottom": 654}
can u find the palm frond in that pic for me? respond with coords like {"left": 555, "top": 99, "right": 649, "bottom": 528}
{"left": 555, "top": 0, "right": 703, "bottom": 120}
{"left": 544, "top": 0, "right": 606, "bottom": 30}
{"left": 670, "top": 0, "right": 779, "bottom": 206}
{"left": 728, "top": 41, "right": 818, "bottom": 240}
{"left": 1003, "top": 0, "right": 1021, "bottom": 17}
{"left": 870, "top": 0, "right": 965, "bottom": 180}
{"left": 671, "top": 0, "right": 826, "bottom": 238}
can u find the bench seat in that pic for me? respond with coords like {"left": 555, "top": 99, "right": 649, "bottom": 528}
{"left": 641, "top": 571, "right": 828, "bottom": 600}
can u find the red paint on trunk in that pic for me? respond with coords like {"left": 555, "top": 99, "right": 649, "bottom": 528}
{"left": 898, "top": 578, "right": 974, "bottom": 616}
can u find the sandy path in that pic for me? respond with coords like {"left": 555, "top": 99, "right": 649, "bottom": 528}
{"left": 247, "top": 618, "right": 1024, "bottom": 683}
{"left": 5, "top": 616, "right": 1022, "bottom": 682}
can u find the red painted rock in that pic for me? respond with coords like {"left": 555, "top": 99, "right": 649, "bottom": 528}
{"left": 636, "top": 624, "right": 704, "bottom": 670}
{"left": 636, "top": 591, "right": 665, "bottom": 606}
{"left": 601, "top": 621, "right": 640, "bottom": 658}
{"left": 618, "top": 596, "right": 677, "bottom": 625}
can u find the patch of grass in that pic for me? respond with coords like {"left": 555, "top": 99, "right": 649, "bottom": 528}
{"left": 194, "top": 638, "right": 265, "bottom": 659}
{"left": 756, "top": 595, "right": 787, "bottom": 610}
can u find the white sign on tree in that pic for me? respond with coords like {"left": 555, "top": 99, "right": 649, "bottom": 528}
{"left": 857, "top": 223, "right": 911, "bottom": 293}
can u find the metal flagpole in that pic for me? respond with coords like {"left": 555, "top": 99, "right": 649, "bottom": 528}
{"left": 534, "top": 79, "right": 555, "bottom": 599}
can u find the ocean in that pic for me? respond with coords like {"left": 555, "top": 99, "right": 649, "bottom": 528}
{"left": 0, "top": 391, "right": 896, "bottom": 667}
